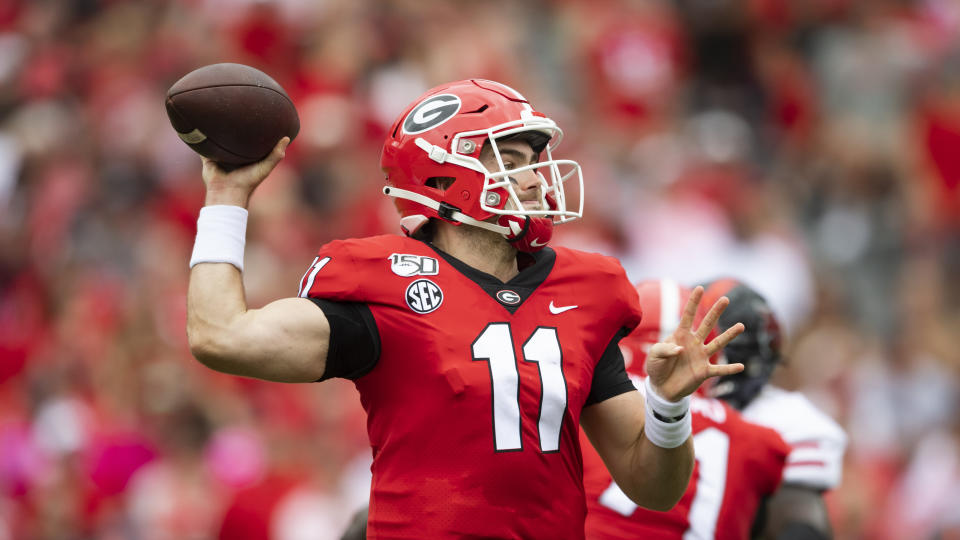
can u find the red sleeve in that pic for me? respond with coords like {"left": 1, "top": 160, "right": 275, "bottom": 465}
{"left": 297, "top": 238, "right": 363, "bottom": 301}
{"left": 556, "top": 247, "right": 642, "bottom": 334}
{"left": 296, "top": 235, "right": 428, "bottom": 305}
{"left": 614, "top": 257, "right": 643, "bottom": 333}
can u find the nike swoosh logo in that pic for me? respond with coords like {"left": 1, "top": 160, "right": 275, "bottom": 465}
{"left": 549, "top": 301, "right": 578, "bottom": 314}
{"left": 530, "top": 238, "right": 547, "bottom": 248}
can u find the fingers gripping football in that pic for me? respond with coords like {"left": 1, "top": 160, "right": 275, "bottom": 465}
{"left": 644, "top": 286, "right": 745, "bottom": 402}
{"left": 201, "top": 137, "right": 290, "bottom": 207}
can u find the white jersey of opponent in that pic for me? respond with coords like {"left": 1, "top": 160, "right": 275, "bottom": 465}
{"left": 742, "top": 385, "right": 848, "bottom": 490}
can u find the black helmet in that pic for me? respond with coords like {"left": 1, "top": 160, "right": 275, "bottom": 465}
{"left": 700, "top": 278, "right": 783, "bottom": 410}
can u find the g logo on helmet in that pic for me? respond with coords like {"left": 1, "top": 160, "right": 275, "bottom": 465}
{"left": 402, "top": 94, "right": 461, "bottom": 135}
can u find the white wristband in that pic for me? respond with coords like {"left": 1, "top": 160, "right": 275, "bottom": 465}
{"left": 190, "top": 205, "right": 249, "bottom": 271}
{"left": 643, "top": 377, "right": 692, "bottom": 449}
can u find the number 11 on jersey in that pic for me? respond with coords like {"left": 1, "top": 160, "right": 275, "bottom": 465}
{"left": 471, "top": 323, "right": 568, "bottom": 453}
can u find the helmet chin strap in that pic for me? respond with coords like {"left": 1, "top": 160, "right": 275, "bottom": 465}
{"left": 382, "top": 186, "right": 510, "bottom": 236}
{"left": 382, "top": 185, "right": 552, "bottom": 252}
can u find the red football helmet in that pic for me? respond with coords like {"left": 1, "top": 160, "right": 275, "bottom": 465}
{"left": 381, "top": 79, "right": 583, "bottom": 252}
{"left": 619, "top": 279, "right": 721, "bottom": 381}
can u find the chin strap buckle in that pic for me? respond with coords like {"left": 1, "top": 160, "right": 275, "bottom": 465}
{"left": 437, "top": 202, "right": 460, "bottom": 221}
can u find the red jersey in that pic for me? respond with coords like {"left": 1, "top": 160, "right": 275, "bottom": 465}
{"left": 583, "top": 390, "right": 789, "bottom": 540}
{"left": 301, "top": 235, "right": 642, "bottom": 539}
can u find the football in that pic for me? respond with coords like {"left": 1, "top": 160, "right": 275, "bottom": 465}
{"left": 165, "top": 63, "right": 299, "bottom": 168}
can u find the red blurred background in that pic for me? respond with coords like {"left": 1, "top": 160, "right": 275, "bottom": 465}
{"left": 1, "top": 0, "right": 959, "bottom": 538}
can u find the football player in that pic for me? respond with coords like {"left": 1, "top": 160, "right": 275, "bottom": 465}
{"left": 184, "top": 79, "right": 746, "bottom": 538}
{"left": 701, "top": 279, "right": 848, "bottom": 540}
{"left": 583, "top": 279, "right": 791, "bottom": 539}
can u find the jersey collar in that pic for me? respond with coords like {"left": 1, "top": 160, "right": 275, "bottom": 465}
{"left": 424, "top": 242, "right": 556, "bottom": 314}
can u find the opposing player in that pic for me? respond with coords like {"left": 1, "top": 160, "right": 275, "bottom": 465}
{"left": 701, "top": 279, "right": 848, "bottom": 540}
{"left": 583, "top": 279, "right": 790, "bottom": 539}
{"left": 184, "top": 79, "right": 745, "bottom": 538}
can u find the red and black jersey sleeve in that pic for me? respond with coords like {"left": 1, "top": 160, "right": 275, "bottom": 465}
{"left": 585, "top": 327, "right": 636, "bottom": 406}
{"left": 296, "top": 238, "right": 393, "bottom": 381}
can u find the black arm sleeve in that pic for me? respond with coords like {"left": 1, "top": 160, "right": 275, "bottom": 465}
{"left": 584, "top": 327, "right": 637, "bottom": 406}
{"left": 309, "top": 298, "right": 380, "bottom": 381}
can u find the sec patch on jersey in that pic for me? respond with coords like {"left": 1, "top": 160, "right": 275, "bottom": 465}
{"left": 405, "top": 279, "right": 443, "bottom": 313}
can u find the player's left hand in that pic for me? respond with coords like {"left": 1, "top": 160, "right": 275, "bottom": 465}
{"left": 645, "top": 286, "right": 745, "bottom": 402}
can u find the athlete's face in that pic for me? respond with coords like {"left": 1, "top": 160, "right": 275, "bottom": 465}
{"left": 479, "top": 139, "right": 543, "bottom": 211}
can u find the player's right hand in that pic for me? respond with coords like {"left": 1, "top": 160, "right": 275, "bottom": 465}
{"left": 201, "top": 137, "right": 290, "bottom": 207}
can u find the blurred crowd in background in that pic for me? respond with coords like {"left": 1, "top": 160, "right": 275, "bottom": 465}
{"left": 1, "top": 0, "right": 959, "bottom": 538}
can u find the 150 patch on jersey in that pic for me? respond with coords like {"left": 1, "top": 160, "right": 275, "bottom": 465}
{"left": 389, "top": 253, "right": 439, "bottom": 277}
